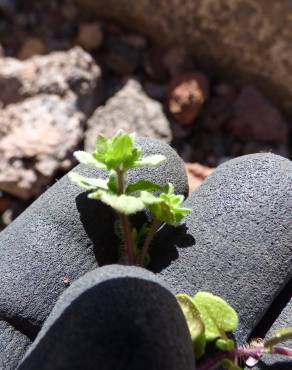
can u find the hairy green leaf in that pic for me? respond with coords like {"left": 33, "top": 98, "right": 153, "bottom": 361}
{"left": 68, "top": 172, "right": 108, "bottom": 190}
{"left": 126, "top": 180, "right": 162, "bottom": 194}
{"left": 74, "top": 151, "right": 107, "bottom": 169}
{"left": 193, "top": 292, "right": 238, "bottom": 342}
{"left": 176, "top": 294, "right": 206, "bottom": 358}
{"left": 141, "top": 184, "right": 192, "bottom": 226}
{"left": 88, "top": 190, "right": 146, "bottom": 215}
{"left": 133, "top": 154, "right": 166, "bottom": 168}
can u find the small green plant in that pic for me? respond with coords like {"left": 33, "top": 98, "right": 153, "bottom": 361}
{"left": 69, "top": 130, "right": 191, "bottom": 266}
{"left": 177, "top": 292, "right": 292, "bottom": 369}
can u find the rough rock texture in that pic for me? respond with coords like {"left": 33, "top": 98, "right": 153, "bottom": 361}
{"left": 0, "top": 321, "right": 31, "bottom": 370}
{"left": 18, "top": 265, "right": 194, "bottom": 370}
{"left": 0, "top": 47, "right": 101, "bottom": 199}
{"left": 151, "top": 153, "right": 292, "bottom": 342}
{"left": 227, "top": 87, "right": 288, "bottom": 144}
{"left": 0, "top": 95, "right": 85, "bottom": 199}
{"left": 0, "top": 47, "right": 101, "bottom": 109}
{"left": 85, "top": 79, "right": 172, "bottom": 151}
{"left": 74, "top": 0, "right": 292, "bottom": 116}
{"left": 252, "top": 299, "right": 292, "bottom": 369}
{"left": 0, "top": 138, "right": 187, "bottom": 338}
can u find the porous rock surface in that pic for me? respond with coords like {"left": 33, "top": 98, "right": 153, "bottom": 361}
{"left": 85, "top": 79, "right": 172, "bottom": 151}
{"left": 18, "top": 265, "right": 194, "bottom": 370}
{"left": 0, "top": 138, "right": 187, "bottom": 342}
{"left": 0, "top": 47, "right": 101, "bottom": 199}
{"left": 74, "top": 0, "right": 292, "bottom": 116}
{"left": 151, "top": 153, "right": 292, "bottom": 343}
{"left": 0, "top": 321, "right": 31, "bottom": 370}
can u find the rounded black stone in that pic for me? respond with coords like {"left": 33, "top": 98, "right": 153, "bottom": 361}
{"left": 0, "top": 137, "right": 187, "bottom": 338}
{"left": 17, "top": 265, "right": 195, "bottom": 370}
{"left": 151, "top": 153, "right": 292, "bottom": 342}
{"left": 0, "top": 321, "right": 30, "bottom": 370}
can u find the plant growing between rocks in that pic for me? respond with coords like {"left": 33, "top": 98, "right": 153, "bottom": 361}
{"left": 69, "top": 131, "right": 292, "bottom": 370}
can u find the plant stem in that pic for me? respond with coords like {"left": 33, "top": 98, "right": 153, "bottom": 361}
{"left": 116, "top": 169, "right": 134, "bottom": 265}
{"left": 270, "top": 346, "right": 292, "bottom": 357}
{"left": 196, "top": 346, "right": 265, "bottom": 370}
{"left": 139, "top": 219, "right": 162, "bottom": 266}
{"left": 119, "top": 213, "right": 134, "bottom": 265}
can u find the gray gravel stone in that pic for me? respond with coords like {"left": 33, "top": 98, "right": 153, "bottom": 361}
{"left": 0, "top": 137, "right": 187, "bottom": 338}
{"left": 85, "top": 79, "right": 172, "bottom": 151}
{"left": 18, "top": 265, "right": 194, "bottom": 370}
{"left": 0, "top": 321, "right": 31, "bottom": 370}
{"left": 151, "top": 153, "right": 292, "bottom": 342}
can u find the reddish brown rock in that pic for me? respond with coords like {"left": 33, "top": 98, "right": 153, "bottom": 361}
{"left": 185, "top": 162, "right": 214, "bottom": 194}
{"left": 227, "top": 86, "right": 288, "bottom": 144}
{"left": 77, "top": 22, "right": 103, "bottom": 51}
{"left": 166, "top": 72, "right": 209, "bottom": 125}
{"left": 18, "top": 38, "right": 46, "bottom": 60}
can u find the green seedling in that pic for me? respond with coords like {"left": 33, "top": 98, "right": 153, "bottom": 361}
{"left": 69, "top": 130, "right": 191, "bottom": 266}
{"left": 176, "top": 292, "right": 292, "bottom": 369}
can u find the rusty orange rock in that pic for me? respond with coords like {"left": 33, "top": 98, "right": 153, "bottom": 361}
{"left": 166, "top": 72, "right": 209, "bottom": 125}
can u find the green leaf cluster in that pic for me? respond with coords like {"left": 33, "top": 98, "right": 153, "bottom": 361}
{"left": 74, "top": 131, "right": 165, "bottom": 172}
{"left": 141, "top": 183, "right": 192, "bottom": 226}
{"left": 176, "top": 292, "right": 238, "bottom": 361}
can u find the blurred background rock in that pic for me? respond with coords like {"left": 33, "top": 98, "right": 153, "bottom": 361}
{"left": 0, "top": 0, "right": 291, "bottom": 228}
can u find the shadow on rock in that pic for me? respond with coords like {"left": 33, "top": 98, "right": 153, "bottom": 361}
{"left": 76, "top": 192, "right": 119, "bottom": 265}
{"left": 149, "top": 223, "right": 195, "bottom": 273}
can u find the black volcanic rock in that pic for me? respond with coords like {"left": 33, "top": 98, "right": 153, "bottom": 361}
{"left": 151, "top": 153, "right": 292, "bottom": 342}
{"left": 17, "top": 265, "right": 194, "bottom": 370}
{"left": 0, "top": 137, "right": 188, "bottom": 338}
{"left": 0, "top": 321, "right": 31, "bottom": 370}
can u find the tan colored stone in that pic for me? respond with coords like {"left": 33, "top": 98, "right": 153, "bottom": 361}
{"left": 85, "top": 79, "right": 172, "bottom": 151}
{"left": 185, "top": 162, "right": 214, "bottom": 194}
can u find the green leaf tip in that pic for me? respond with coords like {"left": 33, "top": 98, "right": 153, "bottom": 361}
{"left": 68, "top": 172, "right": 108, "bottom": 190}
{"left": 193, "top": 292, "right": 238, "bottom": 342}
{"left": 141, "top": 183, "right": 192, "bottom": 226}
{"left": 176, "top": 293, "right": 206, "bottom": 358}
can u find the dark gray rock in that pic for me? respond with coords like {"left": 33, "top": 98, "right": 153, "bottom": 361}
{"left": 0, "top": 321, "right": 31, "bottom": 370}
{"left": 0, "top": 137, "right": 188, "bottom": 338}
{"left": 151, "top": 153, "right": 292, "bottom": 342}
{"left": 17, "top": 265, "right": 194, "bottom": 370}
